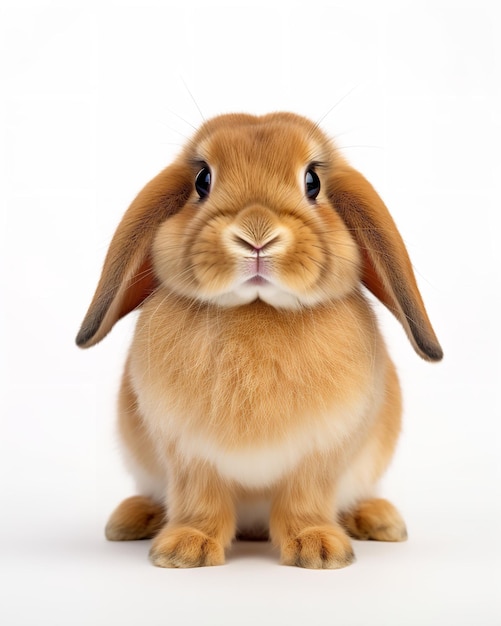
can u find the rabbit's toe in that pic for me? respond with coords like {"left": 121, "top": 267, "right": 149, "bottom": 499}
{"left": 149, "top": 526, "right": 225, "bottom": 568}
{"left": 281, "top": 525, "right": 355, "bottom": 570}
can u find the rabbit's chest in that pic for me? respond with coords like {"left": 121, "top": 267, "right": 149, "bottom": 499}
{"left": 131, "top": 295, "right": 383, "bottom": 487}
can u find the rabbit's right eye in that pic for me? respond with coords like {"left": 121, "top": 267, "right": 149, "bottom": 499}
{"left": 195, "top": 167, "right": 211, "bottom": 199}
{"left": 305, "top": 169, "right": 321, "bottom": 201}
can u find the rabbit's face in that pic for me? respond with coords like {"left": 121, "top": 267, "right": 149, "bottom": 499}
{"left": 152, "top": 114, "right": 361, "bottom": 309}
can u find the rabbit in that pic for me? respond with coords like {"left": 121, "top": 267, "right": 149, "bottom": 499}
{"left": 76, "top": 112, "right": 443, "bottom": 569}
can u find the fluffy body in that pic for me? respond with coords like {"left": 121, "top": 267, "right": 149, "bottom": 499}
{"left": 78, "top": 112, "right": 442, "bottom": 568}
{"left": 123, "top": 291, "right": 399, "bottom": 522}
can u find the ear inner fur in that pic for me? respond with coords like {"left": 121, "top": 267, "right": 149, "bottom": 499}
{"left": 75, "top": 164, "right": 193, "bottom": 348}
{"left": 327, "top": 164, "right": 443, "bottom": 362}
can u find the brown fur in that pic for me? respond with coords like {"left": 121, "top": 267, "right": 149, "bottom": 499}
{"left": 77, "top": 112, "right": 442, "bottom": 569}
{"left": 339, "top": 498, "right": 408, "bottom": 542}
{"left": 105, "top": 496, "right": 165, "bottom": 541}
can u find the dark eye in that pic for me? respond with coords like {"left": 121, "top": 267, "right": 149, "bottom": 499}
{"left": 305, "top": 169, "right": 320, "bottom": 201}
{"left": 195, "top": 167, "right": 211, "bottom": 199}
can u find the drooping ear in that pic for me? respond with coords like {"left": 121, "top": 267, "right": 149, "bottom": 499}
{"left": 76, "top": 163, "right": 193, "bottom": 348}
{"left": 327, "top": 162, "right": 443, "bottom": 362}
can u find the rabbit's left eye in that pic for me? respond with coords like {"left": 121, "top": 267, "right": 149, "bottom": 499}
{"left": 195, "top": 167, "right": 211, "bottom": 199}
{"left": 305, "top": 169, "right": 321, "bottom": 200}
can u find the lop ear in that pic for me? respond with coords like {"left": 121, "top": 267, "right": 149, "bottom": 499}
{"left": 327, "top": 163, "right": 443, "bottom": 362}
{"left": 76, "top": 163, "right": 193, "bottom": 348}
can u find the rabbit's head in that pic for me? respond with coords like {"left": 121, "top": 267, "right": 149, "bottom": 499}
{"left": 152, "top": 113, "right": 360, "bottom": 311}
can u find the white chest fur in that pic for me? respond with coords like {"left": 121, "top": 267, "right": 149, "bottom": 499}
{"left": 131, "top": 367, "right": 382, "bottom": 490}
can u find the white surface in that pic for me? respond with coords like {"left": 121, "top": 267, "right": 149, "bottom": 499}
{"left": 1, "top": 1, "right": 500, "bottom": 625}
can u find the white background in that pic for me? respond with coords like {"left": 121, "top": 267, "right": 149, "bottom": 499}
{"left": 1, "top": 1, "right": 500, "bottom": 624}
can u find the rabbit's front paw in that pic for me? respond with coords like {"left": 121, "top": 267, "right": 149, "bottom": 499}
{"left": 281, "top": 525, "right": 355, "bottom": 570}
{"left": 149, "top": 526, "right": 225, "bottom": 568}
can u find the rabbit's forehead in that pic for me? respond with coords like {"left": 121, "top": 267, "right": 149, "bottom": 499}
{"left": 194, "top": 123, "right": 328, "bottom": 178}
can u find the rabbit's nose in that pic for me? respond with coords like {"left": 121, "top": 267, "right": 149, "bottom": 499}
{"left": 233, "top": 234, "right": 280, "bottom": 255}
{"left": 231, "top": 204, "right": 289, "bottom": 254}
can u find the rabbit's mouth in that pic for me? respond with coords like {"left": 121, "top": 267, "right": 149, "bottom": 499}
{"left": 245, "top": 275, "right": 270, "bottom": 287}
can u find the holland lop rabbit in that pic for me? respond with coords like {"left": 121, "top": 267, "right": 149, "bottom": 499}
{"left": 77, "top": 112, "right": 442, "bottom": 569}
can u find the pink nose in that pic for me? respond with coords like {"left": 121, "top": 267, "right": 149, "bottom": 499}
{"left": 233, "top": 236, "right": 261, "bottom": 253}
{"left": 234, "top": 235, "right": 279, "bottom": 254}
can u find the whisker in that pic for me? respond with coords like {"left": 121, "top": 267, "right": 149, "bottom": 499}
{"left": 313, "top": 85, "right": 359, "bottom": 132}
{"left": 165, "top": 108, "right": 198, "bottom": 132}
{"left": 180, "top": 75, "right": 205, "bottom": 123}
{"left": 336, "top": 144, "right": 384, "bottom": 152}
